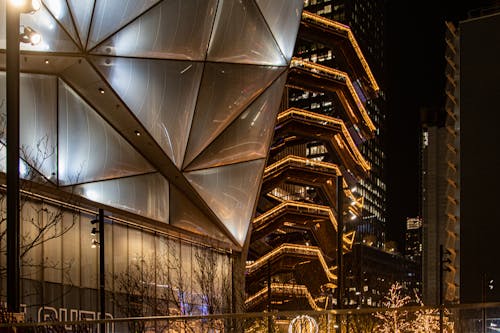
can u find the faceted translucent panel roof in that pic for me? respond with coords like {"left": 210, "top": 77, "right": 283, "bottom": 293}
{"left": 73, "top": 173, "right": 169, "bottom": 223}
{"left": 0, "top": 0, "right": 303, "bottom": 248}
{"left": 256, "top": 0, "right": 304, "bottom": 61}
{"left": 93, "top": 0, "right": 218, "bottom": 60}
{"left": 184, "top": 159, "right": 266, "bottom": 246}
{"left": 58, "top": 79, "right": 154, "bottom": 185}
{"left": 92, "top": 56, "right": 204, "bottom": 168}
{"left": 183, "top": 62, "right": 285, "bottom": 168}
{"left": 207, "top": 0, "right": 287, "bottom": 66}
{"left": 0, "top": 73, "right": 57, "bottom": 181}
{"left": 186, "top": 72, "right": 288, "bottom": 171}
{"left": 169, "top": 185, "right": 230, "bottom": 244}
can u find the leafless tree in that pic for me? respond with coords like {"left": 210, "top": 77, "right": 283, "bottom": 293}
{"left": 0, "top": 101, "right": 78, "bottom": 312}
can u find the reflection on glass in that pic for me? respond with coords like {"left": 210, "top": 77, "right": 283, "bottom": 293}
{"left": 92, "top": 0, "right": 217, "bottom": 60}
{"left": 58, "top": 79, "right": 153, "bottom": 185}
{"left": 183, "top": 62, "right": 282, "bottom": 168}
{"left": 184, "top": 159, "right": 266, "bottom": 246}
{"left": 91, "top": 56, "right": 203, "bottom": 169}
{"left": 73, "top": 173, "right": 168, "bottom": 223}
{"left": 19, "top": 6, "right": 79, "bottom": 52}
{"left": 255, "top": 0, "right": 304, "bottom": 61}
{"left": 207, "top": 0, "right": 286, "bottom": 66}
{"left": 187, "top": 72, "right": 287, "bottom": 170}
{"left": 170, "top": 185, "right": 230, "bottom": 244}
{"left": 87, "top": 0, "right": 159, "bottom": 50}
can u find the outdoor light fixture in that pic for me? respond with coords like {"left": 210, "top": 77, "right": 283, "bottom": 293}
{"left": 10, "top": 0, "right": 41, "bottom": 13}
{"left": 19, "top": 26, "right": 41, "bottom": 45}
{"left": 91, "top": 239, "right": 99, "bottom": 248}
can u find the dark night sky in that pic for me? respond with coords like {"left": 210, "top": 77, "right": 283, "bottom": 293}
{"left": 384, "top": 0, "right": 497, "bottom": 249}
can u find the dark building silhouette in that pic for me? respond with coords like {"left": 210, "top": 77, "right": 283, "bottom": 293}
{"left": 460, "top": 10, "right": 500, "bottom": 303}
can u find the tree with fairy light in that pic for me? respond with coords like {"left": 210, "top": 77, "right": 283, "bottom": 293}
{"left": 373, "top": 282, "right": 412, "bottom": 333}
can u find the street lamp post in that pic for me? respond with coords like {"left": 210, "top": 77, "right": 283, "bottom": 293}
{"left": 336, "top": 176, "right": 344, "bottom": 333}
{"left": 6, "top": 0, "right": 42, "bottom": 314}
{"left": 337, "top": 176, "right": 344, "bottom": 306}
{"left": 92, "top": 209, "right": 105, "bottom": 333}
{"left": 6, "top": 1, "right": 21, "bottom": 314}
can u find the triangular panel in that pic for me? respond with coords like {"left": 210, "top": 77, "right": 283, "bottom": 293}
{"left": 58, "top": 79, "right": 154, "bottom": 185}
{"left": 183, "top": 63, "right": 283, "bottom": 168}
{"left": 186, "top": 72, "right": 287, "bottom": 170}
{"left": 42, "top": 0, "right": 80, "bottom": 45}
{"left": 0, "top": 73, "right": 58, "bottom": 181}
{"left": 92, "top": 0, "right": 217, "bottom": 60}
{"left": 256, "top": 0, "right": 304, "bottom": 61}
{"left": 184, "top": 159, "right": 266, "bottom": 246}
{"left": 91, "top": 56, "right": 204, "bottom": 168}
{"left": 87, "top": 0, "right": 160, "bottom": 50}
{"left": 67, "top": 0, "right": 94, "bottom": 47}
{"left": 207, "top": 0, "right": 286, "bottom": 66}
{"left": 73, "top": 173, "right": 168, "bottom": 223}
{"left": 19, "top": 73, "right": 58, "bottom": 180}
{"left": 170, "top": 185, "right": 231, "bottom": 244}
{"left": 19, "top": 6, "right": 79, "bottom": 53}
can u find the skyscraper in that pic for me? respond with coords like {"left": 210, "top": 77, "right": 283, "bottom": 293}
{"left": 420, "top": 23, "right": 460, "bottom": 305}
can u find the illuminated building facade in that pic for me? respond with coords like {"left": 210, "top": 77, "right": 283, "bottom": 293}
{"left": 344, "top": 243, "right": 418, "bottom": 308}
{"left": 0, "top": 0, "right": 303, "bottom": 323}
{"left": 298, "top": 0, "right": 387, "bottom": 246}
{"left": 405, "top": 217, "right": 423, "bottom": 264}
{"left": 245, "top": 11, "right": 379, "bottom": 311}
{"left": 405, "top": 217, "right": 423, "bottom": 296}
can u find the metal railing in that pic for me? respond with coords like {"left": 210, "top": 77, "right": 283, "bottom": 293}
{"left": 1, "top": 302, "right": 500, "bottom": 332}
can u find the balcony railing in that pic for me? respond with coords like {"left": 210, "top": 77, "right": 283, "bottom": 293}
{"left": 301, "top": 11, "right": 380, "bottom": 93}
{"left": 2, "top": 302, "right": 500, "bottom": 332}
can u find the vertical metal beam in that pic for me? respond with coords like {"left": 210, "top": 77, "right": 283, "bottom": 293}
{"left": 99, "top": 209, "right": 105, "bottom": 333}
{"left": 6, "top": 2, "right": 21, "bottom": 313}
{"left": 337, "top": 176, "right": 344, "bottom": 308}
